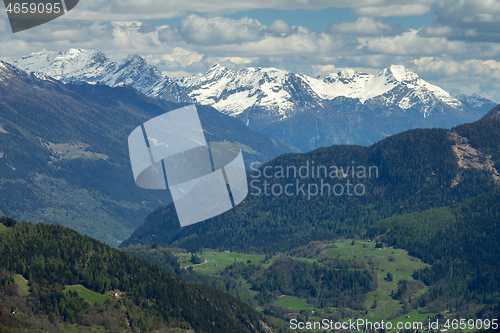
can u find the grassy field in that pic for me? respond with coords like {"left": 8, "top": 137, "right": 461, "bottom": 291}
{"left": 276, "top": 295, "right": 316, "bottom": 311}
{"left": 386, "top": 309, "right": 438, "bottom": 330}
{"left": 57, "top": 323, "right": 108, "bottom": 332}
{"left": 64, "top": 285, "right": 112, "bottom": 305}
{"left": 172, "top": 240, "right": 473, "bottom": 333}
{"left": 13, "top": 274, "right": 30, "bottom": 297}
{"left": 325, "top": 240, "right": 428, "bottom": 321}
{"left": 178, "top": 251, "right": 277, "bottom": 274}
{"left": 40, "top": 141, "right": 108, "bottom": 161}
{"left": 0, "top": 223, "right": 7, "bottom": 233}
{"left": 174, "top": 240, "right": 430, "bottom": 319}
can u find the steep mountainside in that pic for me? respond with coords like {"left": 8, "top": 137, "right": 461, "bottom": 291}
{"left": 0, "top": 61, "right": 296, "bottom": 246}
{"left": 482, "top": 103, "right": 500, "bottom": 120}
{"left": 14, "top": 49, "right": 496, "bottom": 151}
{"left": 121, "top": 117, "right": 500, "bottom": 252}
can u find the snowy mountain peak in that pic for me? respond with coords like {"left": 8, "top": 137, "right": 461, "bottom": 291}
{"left": 456, "top": 93, "right": 497, "bottom": 110}
{"left": 57, "top": 48, "right": 106, "bottom": 60}
{"left": 0, "top": 61, "right": 15, "bottom": 82}
{"left": 0, "top": 60, "right": 60, "bottom": 87}
{"left": 13, "top": 48, "right": 484, "bottom": 122}
{"left": 15, "top": 48, "right": 115, "bottom": 84}
{"left": 15, "top": 48, "right": 165, "bottom": 92}
{"left": 18, "top": 48, "right": 109, "bottom": 69}
{"left": 210, "top": 63, "right": 225, "bottom": 70}
{"left": 337, "top": 68, "right": 358, "bottom": 80}
{"left": 203, "top": 64, "right": 232, "bottom": 79}
{"left": 121, "top": 54, "right": 148, "bottom": 66}
{"left": 0, "top": 61, "right": 8, "bottom": 71}
{"left": 382, "top": 65, "right": 418, "bottom": 82}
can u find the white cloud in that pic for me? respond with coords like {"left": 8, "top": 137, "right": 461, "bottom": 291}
{"left": 410, "top": 57, "right": 500, "bottom": 101}
{"left": 364, "top": 30, "right": 472, "bottom": 57}
{"left": 161, "top": 47, "right": 203, "bottom": 66}
{"left": 178, "top": 15, "right": 264, "bottom": 46}
{"left": 61, "top": 0, "right": 437, "bottom": 21}
{"left": 265, "top": 19, "right": 296, "bottom": 35}
{"left": 216, "top": 56, "right": 258, "bottom": 64}
{"left": 1, "top": 1, "right": 500, "bottom": 101}
{"left": 419, "top": 0, "right": 500, "bottom": 42}
{"left": 326, "top": 16, "right": 403, "bottom": 35}
{"left": 198, "top": 31, "right": 342, "bottom": 58}
{"left": 353, "top": 3, "right": 433, "bottom": 17}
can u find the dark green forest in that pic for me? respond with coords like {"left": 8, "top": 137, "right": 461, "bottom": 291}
{"left": 0, "top": 217, "right": 276, "bottom": 332}
{"left": 242, "top": 258, "right": 376, "bottom": 309}
{"left": 122, "top": 119, "right": 500, "bottom": 253}
{"left": 368, "top": 188, "right": 500, "bottom": 322}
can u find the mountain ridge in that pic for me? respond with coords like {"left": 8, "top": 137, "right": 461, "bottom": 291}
{"left": 13, "top": 48, "right": 497, "bottom": 151}
{"left": 482, "top": 103, "right": 500, "bottom": 120}
{"left": 15, "top": 49, "right": 480, "bottom": 117}
{"left": 0, "top": 61, "right": 297, "bottom": 246}
{"left": 120, "top": 115, "right": 500, "bottom": 251}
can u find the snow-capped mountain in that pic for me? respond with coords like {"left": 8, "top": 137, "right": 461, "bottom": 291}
{"left": 152, "top": 64, "right": 465, "bottom": 119}
{"left": 14, "top": 48, "right": 163, "bottom": 94}
{"left": 15, "top": 48, "right": 469, "bottom": 119}
{"left": 15, "top": 49, "right": 116, "bottom": 84}
{"left": 301, "top": 65, "right": 462, "bottom": 114}
{"left": 14, "top": 48, "right": 191, "bottom": 103}
{"left": 455, "top": 93, "right": 497, "bottom": 112}
{"left": 13, "top": 48, "right": 496, "bottom": 151}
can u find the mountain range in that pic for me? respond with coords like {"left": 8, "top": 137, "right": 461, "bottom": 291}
{"left": 0, "top": 61, "right": 295, "bottom": 246}
{"left": 14, "top": 48, "right": 497, "bottom": 151}
{"left": 2, "top": 48, "right": 500, "bottom": 330}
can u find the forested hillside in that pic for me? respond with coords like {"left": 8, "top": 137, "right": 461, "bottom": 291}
{"left": 0, "top": 217, "right": 277, "bottom": 332}
{"left": 122, "top": 119, "right": 500, "bottom": 252}
{"left": 368, "top": 188, "right": 500, "bottom": 320}
{"left": 0, "top": 62, "right": 296, "bottom": 246}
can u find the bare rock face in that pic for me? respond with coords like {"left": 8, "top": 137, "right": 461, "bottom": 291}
{"left": 449, "top": 131, "right": 500, "bottom": 187}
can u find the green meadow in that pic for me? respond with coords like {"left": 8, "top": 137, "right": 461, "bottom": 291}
{"left": 171, "top": 239, "right": 476, "bottom": 332}
{"left": 13, "top": 274, "right": 30, "bottom": 297}
{"left": 178, "top": 250, "right": 277, "bottom": 274}
{"left": 64, "top": 285, "right": 112, "bottom": 305}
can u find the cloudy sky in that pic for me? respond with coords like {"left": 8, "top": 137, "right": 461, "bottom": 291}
{"left": 1, "top": 0, "right": 500, "bottom": 101}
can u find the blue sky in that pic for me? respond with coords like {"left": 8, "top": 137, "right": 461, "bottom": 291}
{"left": 152, "top": 6, "right": 436, "bottom": 33}
{"left": 228, "top": 6, "right": 437, "bottom": 31}
{"left": 1, "top": 1, "right": 500, "bottom": 101}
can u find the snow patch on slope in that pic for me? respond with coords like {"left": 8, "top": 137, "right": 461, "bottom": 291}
{"left": 299, "top": 64, "right": 461, "bottom": 110}
{"left": 15, "top": 48, "right": 116, "bottom": 84}
{"left": 181, "top": 65, "right": 295, "bottom": 116}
